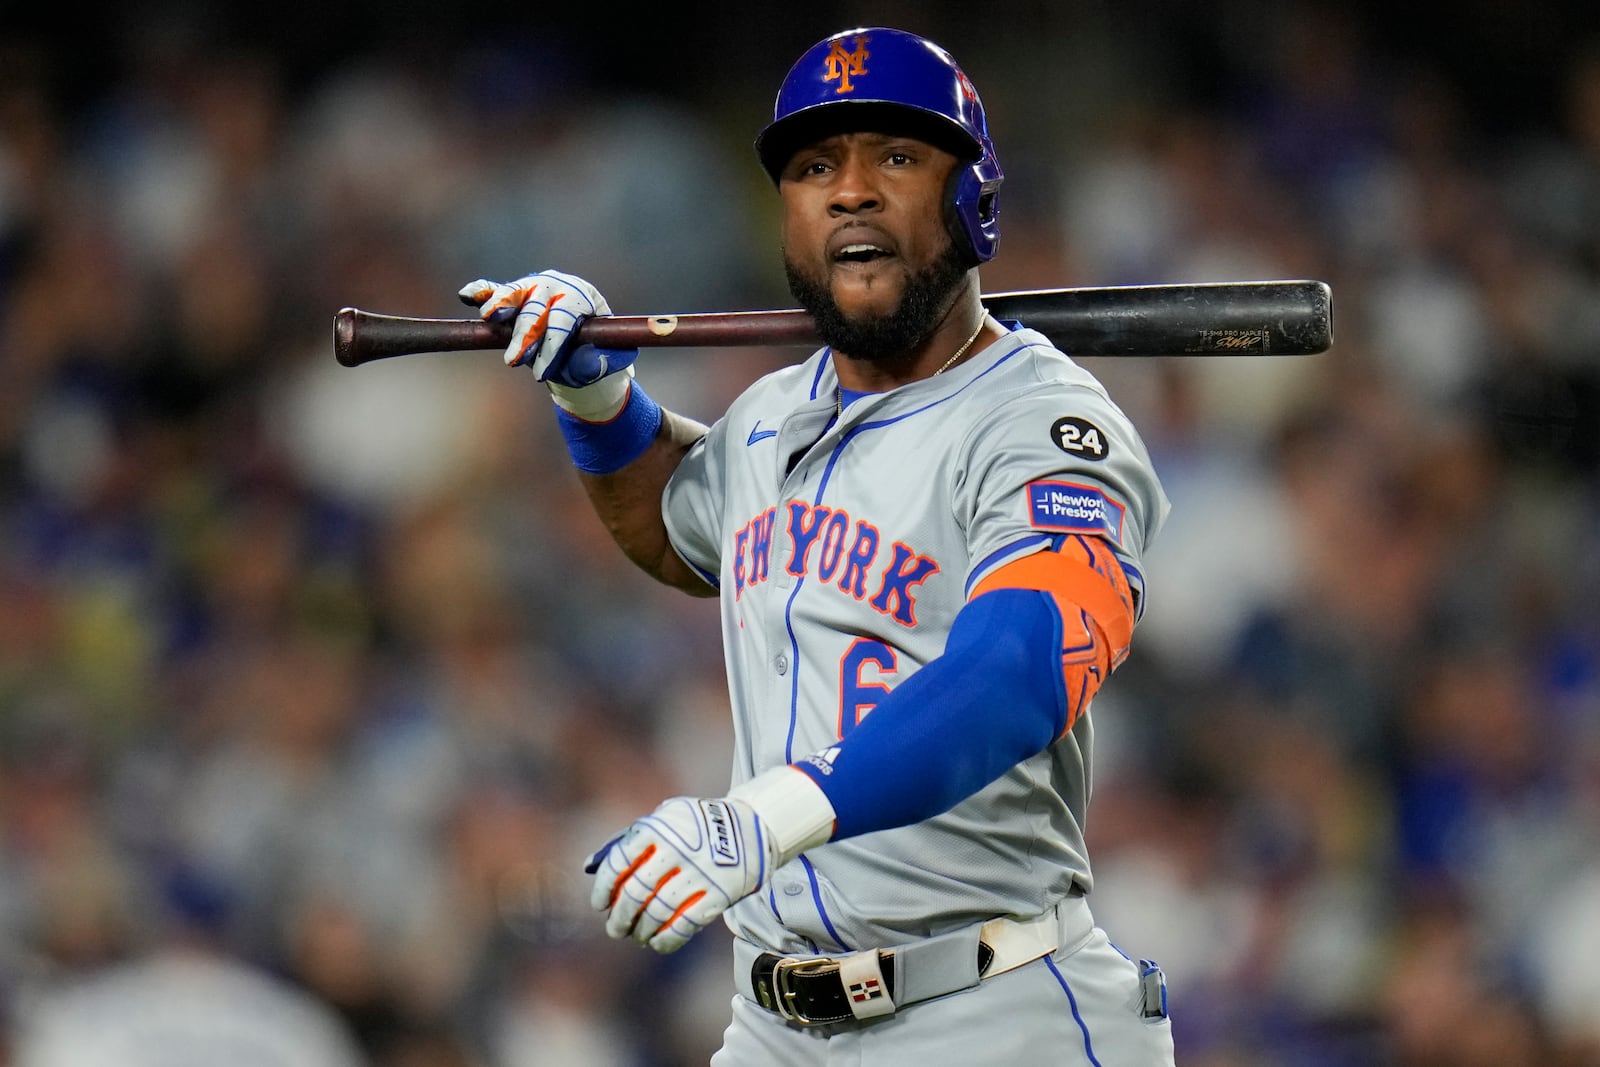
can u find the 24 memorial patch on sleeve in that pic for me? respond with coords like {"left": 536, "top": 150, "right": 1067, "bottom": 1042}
{"left": 1050, "top": 416, "right": 1109, "bottom": 461}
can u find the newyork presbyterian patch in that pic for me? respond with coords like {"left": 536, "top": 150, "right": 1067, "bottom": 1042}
{"left": 1027, "top": 480, "right": 1125, "bottom": 539}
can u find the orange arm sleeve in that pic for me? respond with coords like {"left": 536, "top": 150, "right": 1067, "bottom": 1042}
{"left": 970, "top": 536, "right": 1137, "bottom": 734}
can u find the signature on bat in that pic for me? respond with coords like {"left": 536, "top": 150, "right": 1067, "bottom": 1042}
{"left": 1190, "top": 329, "right": 1270, "bottom": 352}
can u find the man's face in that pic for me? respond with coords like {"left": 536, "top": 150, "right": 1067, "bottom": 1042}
{"left": 779, "top": 130, "right": 970, "bottom": 363}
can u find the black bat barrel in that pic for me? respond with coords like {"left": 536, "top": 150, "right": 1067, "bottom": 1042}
{"left": 986, "top": 280, "right": 1332, "bottom": 357}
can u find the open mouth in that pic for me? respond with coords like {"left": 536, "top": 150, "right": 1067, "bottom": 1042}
{"left": 834, "top": 243, "right": 893, "bottom": 265}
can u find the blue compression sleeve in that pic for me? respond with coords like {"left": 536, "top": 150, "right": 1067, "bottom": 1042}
{"left": 793, "top": 587, "right": 1068, "bottom": 839}
{"left": 554, "top": 383, "right": 662, "bottom": 474}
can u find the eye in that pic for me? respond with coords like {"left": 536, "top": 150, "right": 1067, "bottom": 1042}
{"left": 783, "top": 154, "right": 833, "bottom": 181}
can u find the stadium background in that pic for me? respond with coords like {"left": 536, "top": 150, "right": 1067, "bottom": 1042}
{"left": 1, "top": 2, "right": 1598, "bottom": 1063}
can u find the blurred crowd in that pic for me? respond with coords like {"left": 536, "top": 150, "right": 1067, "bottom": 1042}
{"left": 1, "top": 3, "right": 1598, "bottom": 1065}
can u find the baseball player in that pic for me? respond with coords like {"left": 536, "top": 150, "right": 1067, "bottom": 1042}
{"left": 459, "top": 26, "right": 1175, "bottom": 1065}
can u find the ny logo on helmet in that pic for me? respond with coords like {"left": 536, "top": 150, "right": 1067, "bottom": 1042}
{"left": 825, "top": 34, "right": 870, "bottom": 94}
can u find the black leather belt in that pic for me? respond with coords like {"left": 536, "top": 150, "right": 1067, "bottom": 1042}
{"left": 749, "top": 942, "right": 997, "bottom": 1026}
{"left": 749, "top": 951, "right": 895, "bottom": 1026}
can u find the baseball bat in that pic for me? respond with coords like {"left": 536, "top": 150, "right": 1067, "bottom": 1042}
{"left": 333, "top": 279, "right": 1332, "bottom": 368}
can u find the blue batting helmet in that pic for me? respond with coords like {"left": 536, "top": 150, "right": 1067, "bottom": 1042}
{"left": 755, "top": 27, "right": 1004, "bottom": 264}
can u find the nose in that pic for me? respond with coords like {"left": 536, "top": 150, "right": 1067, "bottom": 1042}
{"left": 829, "top": 154, "right": 881, "bottom": 216}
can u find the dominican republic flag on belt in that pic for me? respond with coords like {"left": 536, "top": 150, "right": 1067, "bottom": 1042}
{"left": 838, "top": 950, "right": 895, "bottom": 1019}
{"left": 848, "top": 977, "right": 885, "bottom": 1003}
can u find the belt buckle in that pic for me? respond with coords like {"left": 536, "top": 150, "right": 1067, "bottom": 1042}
{"left": 771, "top": 956, "right": 836, "bottom": 1026}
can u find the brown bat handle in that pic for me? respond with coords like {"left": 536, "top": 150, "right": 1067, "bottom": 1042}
{"left": 334, "top": 280, "right": 1332, "bottom": 367}
{"left": 333, "top": 307, "right": 822, "bottom": 367}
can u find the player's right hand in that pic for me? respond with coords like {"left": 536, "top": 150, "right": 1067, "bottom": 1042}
{"left": 583, "top": 795, "right": 777, "bottom": 954}
{"left": 457, "top": 269, "right": 638, "bottom": 387}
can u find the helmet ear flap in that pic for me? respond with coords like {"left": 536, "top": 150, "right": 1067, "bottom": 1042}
{"left": 947, "top": 158, "right": 1003, "bottom": 265}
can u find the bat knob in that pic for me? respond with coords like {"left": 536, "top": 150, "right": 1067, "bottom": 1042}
{"left": 333, "top": 307, "right": 361, "bottom": 367}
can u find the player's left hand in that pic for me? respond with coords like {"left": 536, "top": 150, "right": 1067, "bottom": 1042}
{"left": 585, "top": 795, "right": 777, "bottom": 954}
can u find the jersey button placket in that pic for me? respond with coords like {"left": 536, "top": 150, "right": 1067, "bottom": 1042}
{"left": 773, "top": 500, "right": 794, "bottom": 589}
{"left": 775, "top": 653, "right": 789, "bottom": 675}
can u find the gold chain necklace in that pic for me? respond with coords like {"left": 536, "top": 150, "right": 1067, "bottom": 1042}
{"left": 835, "top": 311, "right": 989, "bottom": 417}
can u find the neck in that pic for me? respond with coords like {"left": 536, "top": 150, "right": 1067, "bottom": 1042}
{"left": 832, "top": 300, "right": 995, "bottom": 393}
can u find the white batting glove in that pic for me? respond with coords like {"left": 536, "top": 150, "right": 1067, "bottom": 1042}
{"left": 457, "top": 270, "right": 639, "bottom": 419}
{"left": 585, "top": 796, "right": 775, "bottom": 953}
{"left": 585, "top": 768, "right": 837, "bottom": 954}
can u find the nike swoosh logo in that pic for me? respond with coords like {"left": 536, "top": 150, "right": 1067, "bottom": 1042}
{"left": 747, "top": 423, "right": 778, "bottom": 446}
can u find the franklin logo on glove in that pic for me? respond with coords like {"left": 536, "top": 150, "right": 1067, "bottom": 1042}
{"left": 704, "top": 799, "right": 742, "bottom": 867}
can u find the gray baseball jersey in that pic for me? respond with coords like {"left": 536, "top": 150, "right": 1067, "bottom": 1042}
{"left": 662, "top": 323, "right": 1169, "bottom": 956}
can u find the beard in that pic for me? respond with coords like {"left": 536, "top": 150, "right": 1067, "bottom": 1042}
{"left": 783, "top": 240, "right": 971, "bottom": 370}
